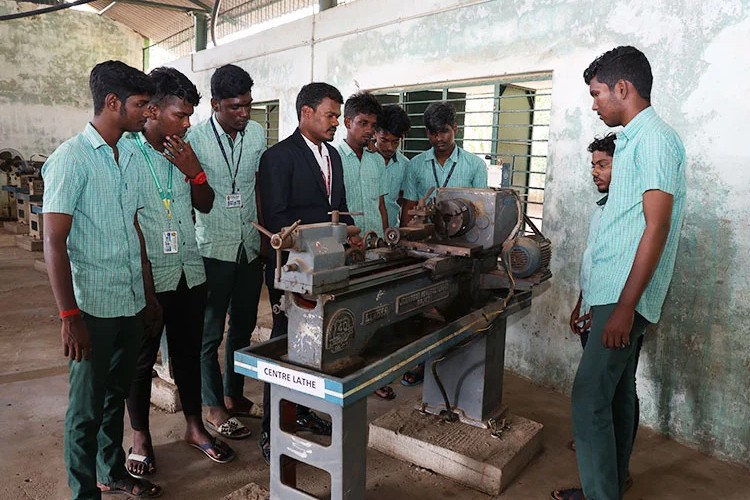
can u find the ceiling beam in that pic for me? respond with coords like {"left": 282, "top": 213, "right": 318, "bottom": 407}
{"left": 186, "top": 0, "right": 211, "bottom": 12}
{"left": 15, "top": 0, "right": 64, "bottom": 4}
{"left": 114, "top": 0, "right": 209, "bottom": 13}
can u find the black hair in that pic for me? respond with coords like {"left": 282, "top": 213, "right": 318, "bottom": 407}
{"left": 295, "top": 82, "right": 344, "bottom": 120}
{"left": 149, "top": 67, "right": 201, "bottom": 106}
{"left": 375, "top": 105, "right": 411, "bottom": 137}
{"left": 343, "top": 91, "right": 382, "bottom": 119}
{"left": 583, "top": 46, "right": 653, "bottom": 101}
{"left": 89, "top": 60, "right": 154, "bottom": 115}
{"left": 587, "top": 132, "right": 617, "bottom": 157}
{"left": 423, "top": 101, "right": 456, "bottom": 133}
{"left": 211, "top": 64, "right": 254, "bottom": 100}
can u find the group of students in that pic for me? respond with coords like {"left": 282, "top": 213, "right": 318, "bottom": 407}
{"left": 42, "top": 59, "right": 487, "bottom": 499}
{"left": 42, "top": 43, "right": 685, "bottom": 500}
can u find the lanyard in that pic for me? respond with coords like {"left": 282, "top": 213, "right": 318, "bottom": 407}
{"left": 210, "top": 118, "right": 243, "bottom": 194}
{"left": 324, "top": 154, "right": 332, "bottom": 198}
{"left": 136, "top": 134, "right": 173, "bottom": 221}
{"left": 432, "top": 149, "right": 460, "bottom": 189}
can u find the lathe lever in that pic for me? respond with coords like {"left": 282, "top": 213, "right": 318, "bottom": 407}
{"left": 251, "top": 219, "right": 302, "bottom": 281}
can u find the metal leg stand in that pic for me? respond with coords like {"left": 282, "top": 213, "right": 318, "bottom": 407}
{"left": 270, "top": 385, "right": 367, "bottom": 500}
{"left": 421, "top": 317, "right": 508, "bottom": 426}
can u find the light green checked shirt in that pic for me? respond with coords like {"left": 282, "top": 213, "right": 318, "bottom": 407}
{"left": 584, "top": 106, "right": 686, "bottom": 323}
{"left": 121, "top": 132, "right": 206, "bottom": 294}
{"left": 383, "top": 151, "right": 409, "bottom": 228}
{"left": 189, "top": 115, "right": 266, "bottom": 262}
{"left": 403, "top": 145, "right": 488, "bottom": 202}
{"left": 579, "top": 195, "right": 608, "bottom": 315}
{"left": 338, "top": 141, "right": 388, "bottom": 236}
{"left": 42, "top": 123, "right": 145, "bottom": 318}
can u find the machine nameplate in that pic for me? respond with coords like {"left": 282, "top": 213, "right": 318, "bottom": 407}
{"left": 396, "top": 282, "right": 451, "bottom": 315}
{"left": 362, "top": 304, "right": 390, "bottom": 325}
{"left": 325, "top": 309, "right": 356, "bottom": 353}
{"left": 257, "top": 360, "right": 326, "bottom": 398}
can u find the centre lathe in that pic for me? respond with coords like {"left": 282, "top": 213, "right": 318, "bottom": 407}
{"left": 236, "top": 187, "right": 551, "bottom": 499}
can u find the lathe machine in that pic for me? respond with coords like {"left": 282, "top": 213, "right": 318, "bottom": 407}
{"left": 235, "top": 186, "right": 551, "bottom": 499}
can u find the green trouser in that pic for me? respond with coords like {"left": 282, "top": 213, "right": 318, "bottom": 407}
{"left": 572, "top": 303, "right": 649, "bottom": 500}
{"left": 65, "top": 311, "right": 143, "bottom": 500}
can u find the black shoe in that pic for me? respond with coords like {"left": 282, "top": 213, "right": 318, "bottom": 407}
{"left": 296, "top": 411, "right": 332, "bottom": 436}
{"left": 258, "top": 431, "right": 270, "bottom": 465}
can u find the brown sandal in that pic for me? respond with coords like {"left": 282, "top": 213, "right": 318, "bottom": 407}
{"left": 99, "top": 477, "right": 162, "bottom": 497}
{"left": 550, "top": 487, "right": 585, "bottom": 500}
{"left": 374, "top": 385, "right": 396, "bottom": 400}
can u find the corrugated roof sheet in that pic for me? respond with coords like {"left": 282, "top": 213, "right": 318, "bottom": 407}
{"left": 11, "top": 0, "right": 319, "bottom": 56}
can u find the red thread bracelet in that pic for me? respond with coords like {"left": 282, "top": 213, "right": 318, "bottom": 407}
{"left": 60, "top": 308, "right": 81, "bottom": 319}
{"left": 186, "top": 171, "right": 207, "bottom": 185}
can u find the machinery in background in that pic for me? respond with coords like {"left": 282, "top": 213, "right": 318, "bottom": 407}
{"left": 1, "top": 149, "right": 46, "bottom": 239}
{"left": 0, "top": 149, "right": 26, "bottom": 174}
{"left": 0, "top": 148, "right": 45, "bottom": 179}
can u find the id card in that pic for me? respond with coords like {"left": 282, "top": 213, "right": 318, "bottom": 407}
{"left": 226, "top": 193, "right": 242, "bottom": 209}
{"left": 162, "top": 231, "right": 178, "bottom": 254}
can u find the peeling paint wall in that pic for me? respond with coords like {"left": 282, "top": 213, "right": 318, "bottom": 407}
{"left": 0, "top": 0, "right": 143, "bottom": 158}
{"left": 172, "top": 0, "right": 750, "bottom": 465}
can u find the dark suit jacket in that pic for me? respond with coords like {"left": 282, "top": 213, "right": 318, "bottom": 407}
{"left": 258, "top": 128, "right": 354, "bottom": 235}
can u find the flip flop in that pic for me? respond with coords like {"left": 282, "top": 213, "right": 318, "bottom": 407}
{"left": 190, "top": 438, "right": 235, "bottom": 464}
{"left": 401, "top": 370, "right": 424, "bottom": 387}
{"left": 126, "top": 448, "right": 156, "bottom": 478}
{"left": 206, "top": 416, "right": 252, "bottom": 440}
{"left": 374, "top": 385, "right": 396, "bottom": 400}
{"left": 550, "top": 487, "right": 585, "bottom": 500}
{"left": 99, "top": 477, "right": 162, "bottom": 497}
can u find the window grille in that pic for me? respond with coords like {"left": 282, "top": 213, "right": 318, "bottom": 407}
{"left": 251, "top": 100, "right": 280, "bottom": 148}
{"left": 145, "top": 0, "right": 318, "bottom": 65}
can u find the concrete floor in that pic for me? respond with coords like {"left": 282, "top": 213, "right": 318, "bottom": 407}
{"left": 1, "top": 226, "right": 749, "bottom": 500}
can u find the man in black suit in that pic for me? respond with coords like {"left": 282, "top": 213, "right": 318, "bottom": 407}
{"left": 257, "top": 82, "right": 357, "bottom": 464}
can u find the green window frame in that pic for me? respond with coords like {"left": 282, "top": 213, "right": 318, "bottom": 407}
{"left": 250, "top": 100, "right": 280, "bottom": 148}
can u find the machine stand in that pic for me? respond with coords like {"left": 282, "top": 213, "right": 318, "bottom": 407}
{"left": 421, "top": 318, "right": 507, "bottom": 427}
{"left": 270, "top": 385, "right": 367, "bottom": 500}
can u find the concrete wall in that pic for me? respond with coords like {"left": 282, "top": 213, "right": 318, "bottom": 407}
{"left": 0, "top": 0, "right": 143, "bottom": 158}
{"left": 171, "top": 0, "right": 750, "bottom": 466}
